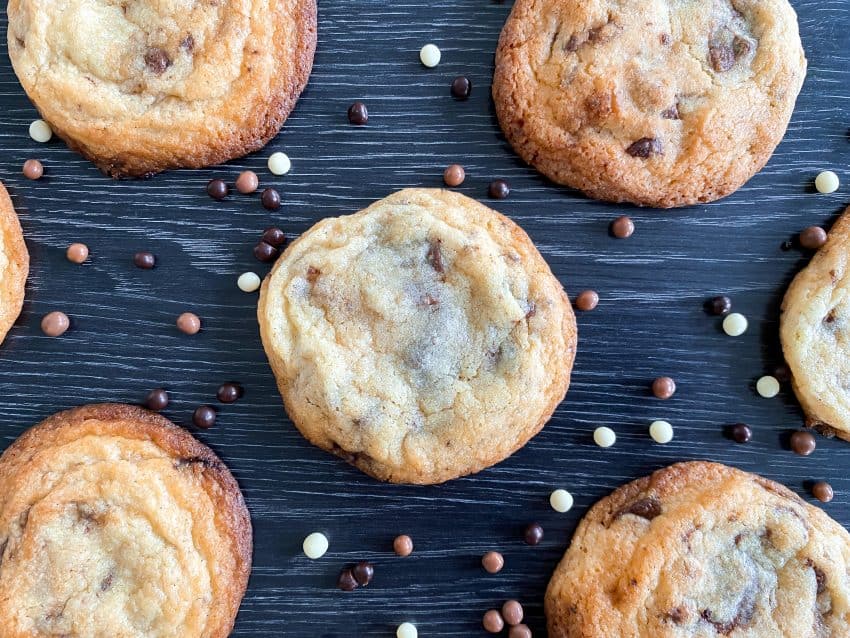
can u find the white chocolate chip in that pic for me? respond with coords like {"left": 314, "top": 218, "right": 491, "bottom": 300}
{"left": 649, "top": 420, "right": 674, "bottom": 444}
{"left": 593, "top": 426, "right": 616, "bottom": 448}
{"left": 237, "top": 272, "right": 261, "bottom": 293}
{"left": 815, "top": 171, "right": 839, "bottom": 194}
{"left": 302, "top": 532, "right": 328, "bottom": 559}
{"left": 723, "top": 313, "right": 748, "bottom": 337}
{"left": 756, "top": 375, "right": 780, "bottom": 398}
{"left": 397, "top": 622, "right": 418, "bottom": 638}
{"left": 549, "top": 489, "right": 574, "bottom": 513}
{"left": 268, "top": 152, "right": 291, "bottom": 176}
{"left": 419, "top": 43, "right": 441, "bottom": 67}
{"left": 29, "top": 119, "right": 52, "bottom": 143}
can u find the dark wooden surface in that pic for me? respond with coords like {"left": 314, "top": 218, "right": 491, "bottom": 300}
{"left": 0, "top": 1, "right": 848, "bottom": 636}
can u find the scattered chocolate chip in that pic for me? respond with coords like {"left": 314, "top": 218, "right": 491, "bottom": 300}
{"left": 66, "top": 243, "right": 89, "bottom": 264}
{"left": 524, "top": 523, "right": 543, "bottom": 545}
{"left": 502, "top": 600, "right": 524, "bottom": 626}
{"left": 427, "top": 239, "right": 444, "bottom": 273}
{"left": 483, "top": 609, "right": 504, "bottom": 633}
{"left": 393, "top": 534, "right": 413, "bottom": 557}
{"left": 732, "top": 36, "right": 751, "bottom": 58}
{"left": 261, "top": 188, "right": 281, "bottom": 210}
{"left": 623, "top": 497, "right": 662, "bottom": 520}
{"left": 348, "top": 101, "right": 368, "bottom": 125}
{"left": 337, "top": 567, "right": 358, "bottom": 591}
{"left": 207, "top": 179, "right": 228, "bottom": 200}
{"left": 352, "top": 561, "right": 374, "bottom": 586}
{"left": 444, "top": 164, "right": 465, "bottom": 187}
{"left": 668, "top": 606, "right": 687, "bottom": 624}
{"left": 193, "top": 405, "right": 216, "bottom": 428}
{"left": 731, "top": 423, "right": 752, "bottom": 443}
{"left": 180, "top": 34, "right": 195, "bottom": 52}
{"left": 144, "top": 388, "right": 169, "bottom": 411}
{"left": 799, "top": 226, "right": 828, "bottom": 250}
{"left": 22, "top": 159, "right": 43, "bottom": 180}
{"left": 661, "top": 104, "right": 680, "bottom": 120}
{"left": 610, "top": 215, "right": 634, "bottom": 238}
{"left": 253, "top": 241, "right": 278, "bottom": 263}
{"left": 812, "top": 481, "right": 834, "bottom": 503}
{"left": 144, "top": 47, "right": 172, "bottom": 75}
{"left": 217, "top": 382, "right": 243, "bottom": 404}
{"left": 133, "top": 251, "right": 156, "bottom": 269}
{"left": 626, "top": 137, "right": 663, "bottom": 158}
{"left": 451, "top": 76, "right": 472, "bottom": 100}
{"left": 100, "top": 572, "right": 114, "bottom": 591}
{"left": 706, "top": 295, "right": 732, "bottom": 316}
{"left": 176, "top": 312, "right": 201, "bottom": 335}
{"left": 508, "top": 624, "right": 532, "bottom": 638}
{"left": 41, "top": 311, "right": 69, "bottom": 337}
{"left": 660, "top": 33, "right": 672, "bottom": 45}
{"left": 709, "top": 40, "right": 735, "bottom": 72}
{"left": 262, "top": 227, "right": 286, "bottom": 248}
{"left": 790, "top": 430, "right": 816, "bottom": 456}
{"left": 652, "top": 377, "right": 676, "bottom": 399}
{"left": 481, "top": 551, "right": 504, "bottom": 574}
{"left": 488, "top": 179, "right": 510, "bottom": 199}
{"left": 575, "top": 290, "right": 599, "bottom": 311}
{"left": 236, "top": 170, "right": 259, "bottom": 194}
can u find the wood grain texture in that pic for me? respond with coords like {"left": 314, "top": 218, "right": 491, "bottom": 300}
{"left": 0, "top": 0, "right": 848, "bottom": 635}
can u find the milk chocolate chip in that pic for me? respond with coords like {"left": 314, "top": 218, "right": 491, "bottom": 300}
{"left": 626, "top": 137, "right": 663, "bottom": 158}
{"left": 427, "top": 240, "right": 444, "bottom": 274}
{"left": 144, "top": 48, "right": 172, "bottom": 74}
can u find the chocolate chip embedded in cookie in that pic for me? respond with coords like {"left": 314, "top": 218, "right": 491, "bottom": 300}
{"left": 781, "top": 206, "right": 850, "bottom": 440}
{"left": 0, "top": 404, "right": 252, "bottom": 637}
{"left": 493, "top": 0, "right": 806, "bottom": 207}
{"left": 545, "top": 461, "right": 850, "bottom": 637}
{"left": 6, "top": 0, "right": 316, "bottom": 177}
{"left": 257, "top": 188, "right": 577, "bottom": 484}
{"left": 0, "top": 183, "right": 28, "bottom": 346}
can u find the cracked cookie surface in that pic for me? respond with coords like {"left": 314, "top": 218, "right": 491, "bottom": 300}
{"left": 546, "top": 461, "right": 850, "bottom": 637}
{"left": 257, "top": 188, "right": 576, "bottom": 484}
{"left": 781, "top": 207, "right": 850, "bottom": 441}
{"left": 0, "top": 184, "right": 28, "bottom": 347}
{"left": 493, "top": 0, "right": 806, "bottom": 207}
{"left": 0, "top": 404, "right": 252, "bottom": 638}
{"left": 7, "top": 0, "right": 316, "bottom": 176}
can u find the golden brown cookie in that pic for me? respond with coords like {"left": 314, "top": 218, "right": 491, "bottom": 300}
{"left": 0, "top": 183, "right": 28, "bottom": 345}
{"left": 546, "top": 461, "right": 850, "bottom": 637}
{"left": 258, "top": 188, "right": 576, "bottom": 484}
{"left": 781, "top": 207, "right": 850, "bottom": 440}
{"left": 493, "top": 0, "right": 806, "bottom": 207}
{"left": 0, "top": 403, "right": 252, "bottom": 637}
{"left": 7, "top": 0, "right": 317, "bottom": 177}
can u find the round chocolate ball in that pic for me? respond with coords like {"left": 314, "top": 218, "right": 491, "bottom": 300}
{"left": 236, "top": 170, "right": 259, "bottom": 194}
{"left": 41, "top": 311, "right": 70, "bottom": 337}
{"left": 253, "top": 241, "right": 278, "bottom": 263}
{"left": 610, "top": 215, "right": 634, "bottom": 239}
{"left": 206, "top": 178, "right": 228, "bottom": 200}
{"left": 800, "top": 226, "right": 828, "bottom": 250}
{"left": 22, "top": 159, "right": 44, "bottom": 180}
{"left": 652, "top": 377, "right": 676, "bottom": 399}
{"left": 502, "top": 600, "right": 524, "bottom": 626}
{"left": 575, "top": 290, "right": 599, "bottom": 311}
{"left": 813, "top": 481, "right": 834, "bottom": 503}
{"left": 481, "top": 551, "right": 504, "bottom": 574}
{"left": 352, "top": 561, "right": 374, "bottom": 586}
{"left": 488, "top": 179, "right": 510, "bottom": 199}
{"left": 483, "top": 610, "right": 504, "bottom": 633}
{"left": 176, "top": 312, "right": 201, "bottom": 335}
{"left": 706, "top": 295, "right": 732, "bottom": 316}
{"left": 443, "top": 164, "right": 465, "bottom": 187}
{"left": 790, "top": 430, "right": 816, "bottom": 456}
{"left": 66, "top": 243, "right": 89, "bottom": 264}
{"left": 133, "top": 251, "right": 156, "bottom": 269}
{"left": 731, "top": 423, "right": 752, "bottom": 443}
{"left": 524, "top": 523, "right": 544, "bottom": 546}
{"left": 393, "top": 535, "right": 414, "bottom": 557}
{"left": 262, "top": 227, "right": 287, "bottom": 248}
{"left": 217, "top": 382, "right": 243, "bottom": 404}
{"left": 348, "top": 101, "right": 368, "bottom": 125}
{"left": 261, "top": 188, "right": 281, "bottom": 211}
{"left": 193, "top": 405, "right": 216, "bottom": 429}
{"left": 450, "top": 76, "right": 472, "bottom": 100}
{"left": 337, "top": 568, "right": 358, "bottom": 592}
{"left": 144, "top": 388, "right": 169, "bottom": 411}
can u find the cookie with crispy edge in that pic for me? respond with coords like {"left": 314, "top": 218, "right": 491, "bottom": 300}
{"left": 7, "top": 0, "right": 316, "bottom": 177}
{"left": 781, "top": 207, "right": 850, "bottom": 440}
{"left": 493, "top": 0, "right": 806, "bottom": 207}
{"left": 0, "top": 183, "right": 28, "bottom": 345}
{"left": 546, "top": 461, "right": 850, "bottom": 637}
{"left": 258, "top": 188, "right": 576, "bottom": 484}
{"left": 0, "top": 403, "right": 252, "bottom": 637}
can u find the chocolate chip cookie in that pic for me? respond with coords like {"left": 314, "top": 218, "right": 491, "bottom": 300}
{"left": 257, "top": 188, "right": 576, "bottom": 484}
{"left": 7, "top": 0, "right": 316, "bottom": 177}
{"left": 0, "top": 404, "right": 252, "bottom": 637}
{"left": 0, "top": 183, "right": 28, "bottom": 346}
{"left": 546, "top": 461, "right": 850, "bottom": 637}
{"left": 781, "top": 207, "right": 850, "bottom": 440}
{"left": 493, "top": 0, "right": 806, "bottom": 207}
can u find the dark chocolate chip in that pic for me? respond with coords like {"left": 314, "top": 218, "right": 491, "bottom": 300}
{"left": 626, "top": 137, "right": 663, "bottom": 158}
{"left": 488, "top": 179, "right": 510, "bottom": 199}
{"left": 207, "top": 179, "right": 228, "bottom": 200}
{"left": 524, "top": 522, "right": 544, "bottom": 545}
{"left": 348, "top": 102, "right": 368, "bottom": 125}
{"left": 733, "top": 36, "right": 751, "bottom": 58}
{"left": 790, "top": 430, "right": 816, "bottom": 456}
{"left": 193, "top": 405, "right": 216, "bottom": 429}
{"left": 262, "top": 227, "right": 286, "bottom": 248}
{"left": 451, "top": 76, "right": 472, "bottom": 100}
{"left": 144, "top": 388, "right": 169, "bottom": 411}
{"left": 144, "top": 48, "right": 172, "bottom": 75}
{"left": 217, "top": 382, "right": 243, "bottom": 404}
{"left": 621, "top": 497, "right": 662, "bottom": 521}
{"left": 337, "top": 568, "right": 358, "bottom": 591}
{"left": 181, "top": 35, "right": 195, "bottom": 52}
{"left": 133, "top": 251, "right": 156, "bottom": 269}
{"left": 352, "top": 561, "right": 374, "bottom": 586}
{"left": 261, "top": 188, "right": 281, "bottom": 210}
{"left": 706, "top": 295, "right": 732, "bottom": 316}
{"left": 565, "top": 35, "right": 580, "bottom": 51}
{"left": 701, "top": 582, "right": 756, "bottom": 634}
{"left": 668, "top": 606, "right": 687, "bottom": 624}
{"left": 731, "top": 423, "right": 752, "bottom": 443}
{"left": 253, "top": 241, "right": 278, "bottom": 262}
{"left": 661, "top": 104, "right": 680, "bottom": 120}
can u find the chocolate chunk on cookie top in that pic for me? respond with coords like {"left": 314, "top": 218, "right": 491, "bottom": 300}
{"left": 6, "top": 0, "right": 317, "bottom": 176}
{"left": 257, "top": 189, "right": 576, "bottom": 484}
{"left": 782, "top": 207, "right": 850, "bottom": 440}
{"left": 493, "top": 0, "right": 806, "bottom": 207}
{"left": 546, "top": 462, "right": 850, "bottom": 637}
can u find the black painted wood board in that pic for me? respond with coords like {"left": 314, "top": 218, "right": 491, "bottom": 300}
{"left": 0, "top": 0, "right": 848, "bottom": 635}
